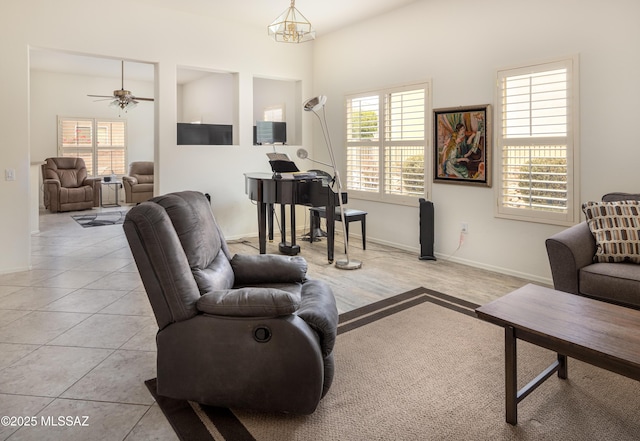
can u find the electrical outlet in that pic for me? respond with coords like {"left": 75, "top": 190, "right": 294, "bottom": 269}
{"left": 461, "top": 222, "right": 468, "bottom": 234}
{"left": 5, "top": 169, "right": 16, "bottom": 181}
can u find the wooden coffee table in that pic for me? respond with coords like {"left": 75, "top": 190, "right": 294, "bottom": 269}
{"left": 476, "top": 283, "right": 640, "bottom": 425}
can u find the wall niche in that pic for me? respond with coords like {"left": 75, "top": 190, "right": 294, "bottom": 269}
{"left": 177, "top": 67, "right": 238, "bottom": 145}
{"left": 253, "top": 77, "right": 302, "bottom": 146}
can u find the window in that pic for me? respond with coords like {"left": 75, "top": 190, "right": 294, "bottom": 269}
{"left": 58, "top": 117, "right": 127, "bottom": 177}
{"left": 496, "top": 57, "right": 579, "bottom": 225}
{"left": 346, "top": 83, "right": 429, "bottom": 204}
{"left": 264, "top": 105, "right": 285, "bottom": 122}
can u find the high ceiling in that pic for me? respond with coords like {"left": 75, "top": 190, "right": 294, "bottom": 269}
{"left": 30, "top": 0, "right": 419, "bottom": 82}
{"left": 132, "top": 0, "right": 419, "bottom": 36}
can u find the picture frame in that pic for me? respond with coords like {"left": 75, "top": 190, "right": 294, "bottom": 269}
{"left": 433, "top": 104, "right": 491, "bottom": 187}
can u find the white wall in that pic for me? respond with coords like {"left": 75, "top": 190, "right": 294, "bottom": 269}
{"left": 179, "top": 72, "right": 236, "bottom": 125}
{"left": 30, "top": 70, "right": 155, "bottom": 166}
{"left": 0, "top": 0, "right": 314, "bottom": 274}
{"left": 313, "top": 0, "right": 640, "bottom": 282}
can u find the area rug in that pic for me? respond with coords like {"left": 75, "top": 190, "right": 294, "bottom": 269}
{"left": 71, "top": 210, "right": 128, "bottom": 228}
{"left": 146, "top": 287, "right": 640, "bottom": 441}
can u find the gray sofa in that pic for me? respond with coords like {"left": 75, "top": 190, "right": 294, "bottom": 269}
{"left": 545, "top": 193, "right": 640, "bottom": 308}
{"left": 124, "top": 191, "right": 338, "bottom": 414}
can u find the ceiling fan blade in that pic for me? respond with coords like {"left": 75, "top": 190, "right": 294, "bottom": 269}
{"left": 133, "top": 97, "right": 154, "bottom": 101}
{"left": 88, "top": 94, "right": 114, "bottom": 98}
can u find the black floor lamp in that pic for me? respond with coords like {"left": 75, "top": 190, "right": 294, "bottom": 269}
{"left": 303, "top": 96, "right": 362, "bottom": 270}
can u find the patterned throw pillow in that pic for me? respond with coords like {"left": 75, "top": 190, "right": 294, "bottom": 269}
{"left": 582, "top": 200, "right": 640, "bottom": 264}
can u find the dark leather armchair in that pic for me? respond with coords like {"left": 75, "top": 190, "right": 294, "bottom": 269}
{"left": 123, "top": 161, "right": 154, "bottom": 204}
{"left": 42, "top": 157, "right": 100, "bottom": 213}
{"left": 123, "top": 191, "right": 338, "bottom": 414}
{"left": 546, "top": 192, "right": 640, "bottom": 308}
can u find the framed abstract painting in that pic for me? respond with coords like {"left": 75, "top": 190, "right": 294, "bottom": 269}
{"left": 433, "top": 105, "right": 491, "bottom": 186}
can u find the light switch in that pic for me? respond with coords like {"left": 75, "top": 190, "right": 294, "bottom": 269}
{"left": 5, "top": 169, "right": 16, "bottom": 181}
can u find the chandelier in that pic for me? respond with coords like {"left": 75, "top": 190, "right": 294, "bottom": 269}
{"left": 268, "top": 0, "right": 316, "bottom": 43}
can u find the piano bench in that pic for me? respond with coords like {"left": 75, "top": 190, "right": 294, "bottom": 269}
{"left": 309, "top": 207, "right": 367, "bottom": 250}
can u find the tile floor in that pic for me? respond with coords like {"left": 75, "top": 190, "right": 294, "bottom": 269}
{"left": 0, "top": 207, "right": 177, "bottom": 441}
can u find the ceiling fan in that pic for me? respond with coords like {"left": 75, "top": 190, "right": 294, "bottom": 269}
{"left": 88, "top": 60, "right": 154, "bottom": 111}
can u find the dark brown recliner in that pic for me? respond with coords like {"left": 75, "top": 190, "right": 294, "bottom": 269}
{"left": 123, "top": 191, "right": 338, "bottom": 414}
{"left": 123, "top": 161, "right": 154, "bottom": 204}
{"left": 42, "top": 157, "right": 100, "bottom": 213}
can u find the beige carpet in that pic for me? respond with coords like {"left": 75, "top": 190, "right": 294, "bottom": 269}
{"left": 149, "top": 287, "right": 640, "bottom": 441}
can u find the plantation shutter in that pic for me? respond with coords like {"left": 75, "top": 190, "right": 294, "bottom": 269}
{"left": 57, "top": 117, "right": 127, "bottom": 177}
{"left": 346, "top": 83, "right": 429, "bottom": 203}
{"left": 383, "top": 88, "right": 426, "bottom": 197}
{"left": 58, "top": 118, "right": 95, "bottom": 174}
{"left": 496, "top": 58, "right": 578, "bottom": 225}
{"left": 96, "top": 120, "right": 127, "bottom": 175}
{"left": 346, "top": 94, "right": 380, "bottom": 193}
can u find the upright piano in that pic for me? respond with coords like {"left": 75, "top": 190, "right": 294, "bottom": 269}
{"left": 245, "top": 172, "right": 345, "bottom": 263}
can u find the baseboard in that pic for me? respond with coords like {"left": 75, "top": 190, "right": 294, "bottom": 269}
{"left": 0, "top": 265, "right": 32, "bottom": 276}
{"left": 352, "top": 236, "right": 553, "bottom": 286}
{"left": 433, "top": 253, "right": 552, "bottom": 286}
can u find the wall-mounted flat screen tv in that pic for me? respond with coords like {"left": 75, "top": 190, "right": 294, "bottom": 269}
{"left": 177, "top": 123, "right": 233, "bottom": 145}
{"left": 255, "top": 121, "right": 286, "bottom": 145}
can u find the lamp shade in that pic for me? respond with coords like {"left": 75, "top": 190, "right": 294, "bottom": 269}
{"left": 303, "top": 96, "right": 327, "bottom": 112}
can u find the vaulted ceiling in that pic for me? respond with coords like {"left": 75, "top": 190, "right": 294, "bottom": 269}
{"left": 29, "top": 1, "right": 420, "bottom": 82}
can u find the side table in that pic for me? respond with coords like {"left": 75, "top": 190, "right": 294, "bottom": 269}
{"left": 101, "top": 180, "right": 122, "bottom": 207}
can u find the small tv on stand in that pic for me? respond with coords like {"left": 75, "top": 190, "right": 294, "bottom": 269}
{"left": 255, "top": 121, "right": 286, "bottom": 145}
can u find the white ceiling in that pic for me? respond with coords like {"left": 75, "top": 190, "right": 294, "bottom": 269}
{"left": 29, "top": 0, "right": 419, "bottom": 82}
{"left": 132, "top": 0, "right": 419, "bottom": 36}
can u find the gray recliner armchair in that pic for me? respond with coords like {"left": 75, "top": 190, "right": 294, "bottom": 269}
{"left": 123, "top": 191, "right": 338, "bottom": 414}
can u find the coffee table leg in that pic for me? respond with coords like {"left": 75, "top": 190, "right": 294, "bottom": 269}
{"left": 558, "top": 353, "right": 567, "bottom": 379}
{"left": 505, "top": 325, "right": 517, "bottom": 425}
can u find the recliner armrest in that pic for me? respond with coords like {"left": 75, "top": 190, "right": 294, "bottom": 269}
{"left": 297, "top": 279, "right": 338, "bottom": 358}
{"left": 43, "top": 178, "right": 61, "bottom": 187}
{"left": 545, "top": 221, "right": 596, "bottom": 294}
{"left": 196, "top": 287, "right": 300, "bottom": 317}
{"left": 231, "top": 254, "right": 307, "bottom": 286}
{"left": 122, "top": 176, "right": 138, "bottom": 185}
{"left": 84, "top": 177, "right": 101, "bottom": 186}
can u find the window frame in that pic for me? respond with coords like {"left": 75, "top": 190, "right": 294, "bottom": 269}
{"left": 344, "top": 81, "right": 431, "bottom": 206}
{"left": 495, "top": 56, "right": 580, "bottom": 226}
{"left": 58, "top": 116, "right": 128, "bottom": 178}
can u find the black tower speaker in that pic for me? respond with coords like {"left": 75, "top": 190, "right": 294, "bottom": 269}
{"left": 419, "top": 198, "right": 436, "bottom": 261}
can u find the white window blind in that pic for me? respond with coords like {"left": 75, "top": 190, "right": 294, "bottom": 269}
{"left": 384, "top": 89, "right": 426, "bottom": 197}
{"left": 496, "top": 57, "right": 579, "bottom": 225}
{"left": 58, "top": 117, "right": 127, "bottom": 177}
{"left": 346, "top": 83, "right": 429, "bottom": 203}
{"left": 346, "top": 94, "right": 380, "bottom": 193}
{"left": 264, "top": 105, "right": 285, "bottom": 122}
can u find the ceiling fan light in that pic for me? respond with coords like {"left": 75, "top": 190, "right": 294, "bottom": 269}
{"left": 268, "top": 0, "right": 315, "bottom": 43}
{"left": 88, "top": 60, "right": 154, "bottom": 112}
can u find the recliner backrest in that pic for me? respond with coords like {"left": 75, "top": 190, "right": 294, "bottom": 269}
{"left": 602, "top": 192, "right": 640, "bottom": 202}
{"left": 129, "top": 161, "right": 154, "bottom": 184}
{"left": 44, "top": 157, "right": 88, "bottom": 188}
{"left": 152, "top": 192, "right": 235, "bottom": 293}
{"left": 124, "top": 191, "right": 235, "bottom": 329}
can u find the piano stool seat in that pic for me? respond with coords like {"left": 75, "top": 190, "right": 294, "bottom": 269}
{"left": 309, "top": 207, "right": 367, "bottom": 250}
